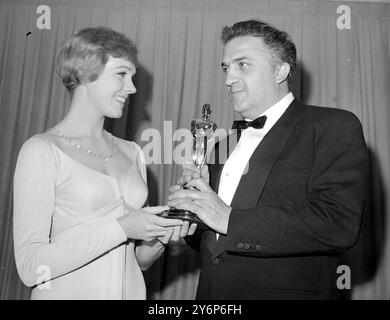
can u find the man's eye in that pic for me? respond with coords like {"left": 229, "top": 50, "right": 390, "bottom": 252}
{"left": 118, "top": 72, "right": 126, "bottom": 78}
{"left": 239, "top": 62, "right": 249, "bottom": 69}
{"left": 222, "top": 66, "right": 228, "bottom": 73}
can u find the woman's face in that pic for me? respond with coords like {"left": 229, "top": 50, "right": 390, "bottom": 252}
{"left": 85, "top": 55, "right": 136, "bottom": 118}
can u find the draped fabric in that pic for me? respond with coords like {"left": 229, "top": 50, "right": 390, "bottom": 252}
{"left": 1, "top": 0, "right": 389, "bottom": 299}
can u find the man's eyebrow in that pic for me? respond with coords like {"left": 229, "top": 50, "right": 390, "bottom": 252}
{"left": 221, "top": 56, "right": 250, "bottom": 67}
{"left": 234, "top": 56, "right": 249, "bottom": 62}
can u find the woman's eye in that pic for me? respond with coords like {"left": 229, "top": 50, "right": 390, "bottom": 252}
{"left": 118, "top": 72, "right": 126, "bottom": 78}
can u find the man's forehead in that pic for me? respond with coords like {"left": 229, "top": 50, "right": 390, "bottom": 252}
{"left": 223, "top": 36, "right": 270, "bottom": 61}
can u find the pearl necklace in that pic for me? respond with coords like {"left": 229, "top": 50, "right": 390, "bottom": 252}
{"left": 50, "top": 128, "right": 119, "bottom": 167}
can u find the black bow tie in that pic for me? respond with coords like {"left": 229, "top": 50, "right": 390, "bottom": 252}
{"left": 232, "top": 116, "right": 267, "bottom": 130}
{"left": 232, "top": 116, "right": 267, "bottom": 140}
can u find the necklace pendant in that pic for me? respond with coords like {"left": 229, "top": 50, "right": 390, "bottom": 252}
{"left": 52, "top": 128, "right": 118, "bottom": 166}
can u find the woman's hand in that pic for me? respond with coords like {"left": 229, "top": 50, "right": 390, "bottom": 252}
{"left": 117, "top": 206, "right": 183, "bottom": 242}
{"left": 156, "top": 221, "right": 198, "bottom": 244}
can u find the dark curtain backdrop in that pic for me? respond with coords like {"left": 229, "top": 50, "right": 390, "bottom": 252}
{"left": 1, "top": 0, "right": 389, "bottom": 300}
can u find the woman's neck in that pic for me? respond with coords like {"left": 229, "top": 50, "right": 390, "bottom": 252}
{"left": 56, "top": 96, "right": 105, "bottom": 139}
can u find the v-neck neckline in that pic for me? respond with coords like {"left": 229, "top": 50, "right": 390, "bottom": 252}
{"left": 50, "top": 142, "right": 134, "bottom": 182}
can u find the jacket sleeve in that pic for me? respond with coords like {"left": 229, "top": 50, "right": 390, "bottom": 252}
{"left": 223, "top": 113, "right": 370, "bottom": 257}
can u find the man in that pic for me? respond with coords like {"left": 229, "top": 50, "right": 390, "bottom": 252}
{"left": 168, "top": 20, "right": 369, "bottom": 299}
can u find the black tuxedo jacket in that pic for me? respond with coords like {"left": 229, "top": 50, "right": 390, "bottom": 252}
{"left": 186, "top": 99, "right": 369, "bottom": 299}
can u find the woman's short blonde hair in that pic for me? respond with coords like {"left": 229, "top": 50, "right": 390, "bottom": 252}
{"left": 56, "top": 27, "right": 138, "bottom": 93}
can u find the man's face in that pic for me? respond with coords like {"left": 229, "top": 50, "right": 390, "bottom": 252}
{"left": 222, "top": 36, "right": 279, "bottom": 119}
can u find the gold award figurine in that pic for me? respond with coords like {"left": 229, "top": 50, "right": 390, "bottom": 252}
{"left": 162, "top": 104, "right": 217, "bottom": 229}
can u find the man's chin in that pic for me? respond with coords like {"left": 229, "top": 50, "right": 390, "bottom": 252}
{"left": 232, "top": 103, "right": 248, "bottom": 115}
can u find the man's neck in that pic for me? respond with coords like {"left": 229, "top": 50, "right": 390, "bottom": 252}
{"left": 244, "top": 90, "right": 292, "bottom": 121}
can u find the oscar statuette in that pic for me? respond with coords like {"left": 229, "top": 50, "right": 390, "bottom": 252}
{"left": 161, "top": 104, "right": 217, "bottom": 230}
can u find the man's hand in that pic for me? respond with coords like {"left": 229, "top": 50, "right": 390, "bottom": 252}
{"left": 165, "top": 162, "right": 208, "bottom": 239}
{"left": 175, "top": 162, "right": 210, "bottom": 188}
{"left": 168, "top": 178, "right": 232, "bottom": 234}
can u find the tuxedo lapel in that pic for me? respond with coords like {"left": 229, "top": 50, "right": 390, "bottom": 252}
{"left": 211, "top": 100, "right": 306, "bottom": 259}
{"left": 231, "top": 100, "right": 305, "bottom": 208}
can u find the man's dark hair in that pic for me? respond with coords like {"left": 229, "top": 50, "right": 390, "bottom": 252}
{"left": 222, "top": 20, "right": 296, "bottom": 86}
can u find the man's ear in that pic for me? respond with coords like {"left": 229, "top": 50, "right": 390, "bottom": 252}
{"left": 275, "top": 62, "right": 290, "bottom": 84}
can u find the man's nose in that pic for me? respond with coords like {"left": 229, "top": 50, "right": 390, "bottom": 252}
{"left": 225, "top": 68, "right": 238, "bottom": 87}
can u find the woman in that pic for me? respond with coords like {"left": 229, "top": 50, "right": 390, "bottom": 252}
{"left": 13, "top": 27, "right": 189, "bottom": 299}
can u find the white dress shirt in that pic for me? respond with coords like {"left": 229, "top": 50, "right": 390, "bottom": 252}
{"left": 216, "top": 92, "right": 294, "bottom": 239}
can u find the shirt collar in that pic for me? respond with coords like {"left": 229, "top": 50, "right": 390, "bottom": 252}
{"left": 244, "top": 92, "right": 294, "bottom": 134}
